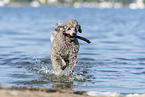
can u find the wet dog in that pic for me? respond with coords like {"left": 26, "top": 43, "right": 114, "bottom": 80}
{"left": 50, "top": 19, "right": 90, "bottom": 75}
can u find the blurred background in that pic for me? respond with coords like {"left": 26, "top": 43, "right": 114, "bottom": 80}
{"left": 0, "top": 0, "right": 145, "bottom": 9}
{"left": 1, "top": 0, "right": 145, "bottom": 96}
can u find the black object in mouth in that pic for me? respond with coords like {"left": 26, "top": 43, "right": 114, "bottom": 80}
{"left": 63, "top": 32, "right": 91, "bottom": 44}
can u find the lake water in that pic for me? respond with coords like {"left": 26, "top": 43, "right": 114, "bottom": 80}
{"left": 1, "top": 7, "right": 145, "bottom": 96}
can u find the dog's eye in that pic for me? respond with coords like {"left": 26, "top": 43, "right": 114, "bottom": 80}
{"left": 68, "top": 28, "right": 71, "bottom": 30}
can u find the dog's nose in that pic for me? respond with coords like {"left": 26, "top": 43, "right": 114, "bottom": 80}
{"left": 72, "top": 33, "right": 76, "bottom": 36}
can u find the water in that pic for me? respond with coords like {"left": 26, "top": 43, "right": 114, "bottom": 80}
{"left": 1, "top": 7, "right": 145, "bottom": 95}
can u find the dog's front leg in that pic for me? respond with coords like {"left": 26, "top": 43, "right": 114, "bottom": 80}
{"left": 51, "top": 54, "right": 66, "bottom": 73}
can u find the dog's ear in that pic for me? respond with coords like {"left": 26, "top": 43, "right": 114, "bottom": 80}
{"left": 78, "top": 25, "right": 82, "bottom": 33}
{"left": 54, "top": 23, "right": 66, "bottom": 32}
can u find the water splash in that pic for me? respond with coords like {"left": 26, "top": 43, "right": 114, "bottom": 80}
{"left": 38, "top": 65, "right": 54, "bottom": 75}
{"left": 4, "top": 55, "right": 91, "bottom": 90}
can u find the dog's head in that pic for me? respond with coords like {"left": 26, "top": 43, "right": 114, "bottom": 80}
{"left": 56, "top": 19, "right": 82, "bottom": 40}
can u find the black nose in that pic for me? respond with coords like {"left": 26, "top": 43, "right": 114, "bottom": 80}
{"left": 72, "top": 33, "right": 76, "bottom": 36}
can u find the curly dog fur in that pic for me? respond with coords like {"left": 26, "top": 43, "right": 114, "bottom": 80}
{"left": 50, "top": 19, "right": 82, "bottom": 75}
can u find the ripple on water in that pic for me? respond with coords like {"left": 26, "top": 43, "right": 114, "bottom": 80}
{"left": 1, "top": 8, "right": 145, "bottom": 95}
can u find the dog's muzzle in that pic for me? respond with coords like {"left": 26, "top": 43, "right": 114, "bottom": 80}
{"left": 63, "top": 32, "right": 91, "bottom": 44}
{"left": 63, "top": 33, "right": 76, "bottom": 40}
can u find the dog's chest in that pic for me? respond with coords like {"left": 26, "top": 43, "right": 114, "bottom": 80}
{"left": 61, "top": 39, "right": 79, "bottom": 56}
{"left": 52, "top": 32, "right": 79, "bottom": 56}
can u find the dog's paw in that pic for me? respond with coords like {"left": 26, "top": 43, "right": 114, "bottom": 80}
{"left": 61, "top": 65, "right": 67, "bottom": 70}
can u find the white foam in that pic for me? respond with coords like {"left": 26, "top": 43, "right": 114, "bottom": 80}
{"left": 38, "top": 65, "right": 52, "bottom": 74}
{"left": 87, "top": 91, "right": 119, "bottom": 97}
{"left": 126, "top": 94, "right": 140, "bottom": 97}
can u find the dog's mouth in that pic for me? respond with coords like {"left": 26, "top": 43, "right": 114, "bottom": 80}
{"left": 63, "top": 32, "right": 91, "bottom": 44}
{"left": 63, "top": 33, "right": 76, "bottom": 40}
{"left": 70, "top": 35, "right": 76, "bottom": 40}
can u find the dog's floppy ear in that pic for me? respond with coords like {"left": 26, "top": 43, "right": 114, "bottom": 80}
{"left": 54, "top": 22, "right": 65, "bottom": 32}
{"left": 78, "top": 25, "right": 82, "bottom": 33}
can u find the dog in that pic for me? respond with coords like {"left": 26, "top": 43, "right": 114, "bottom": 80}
{"left": 50, "top": 19, "right": 90, "bottom": 75}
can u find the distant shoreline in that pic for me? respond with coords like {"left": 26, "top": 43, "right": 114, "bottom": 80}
{"left": 1, "top": 0, "right": 144, "bottom": 9}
